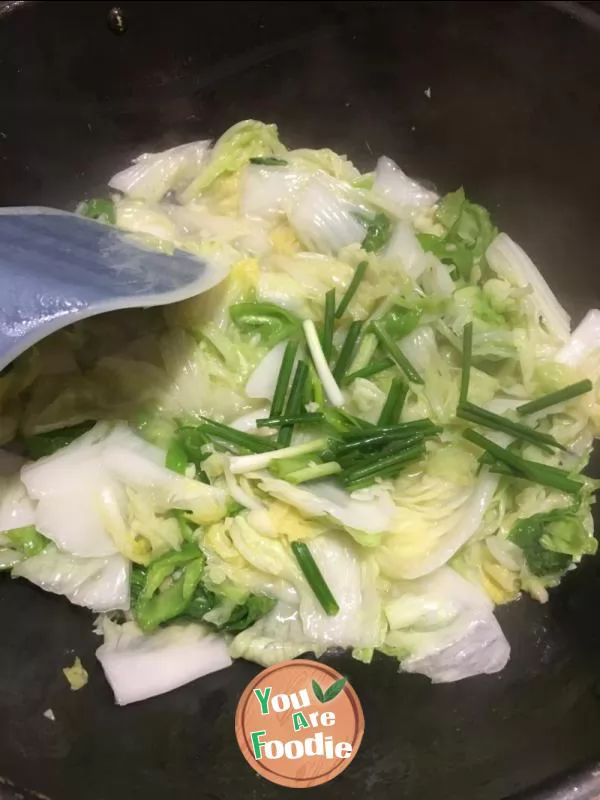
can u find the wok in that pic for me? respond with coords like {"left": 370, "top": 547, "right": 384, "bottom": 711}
{"left": 1, "top": 2, "right": 600, "bottom": 798}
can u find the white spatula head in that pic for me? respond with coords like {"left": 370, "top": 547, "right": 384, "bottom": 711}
{"left": 0, "top": 207, "right": 229, "bottom": 372}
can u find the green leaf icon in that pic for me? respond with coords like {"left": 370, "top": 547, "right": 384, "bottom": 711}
{"left": 312, "top": 676, "right": 347, "bottom": 703}
{"left": 323, "top": 677, "right": 347, "bottom": 702}
{"left": 312, "top": 679, "right": 325, "bottom": 703}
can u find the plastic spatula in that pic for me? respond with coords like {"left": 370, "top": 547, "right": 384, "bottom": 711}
{"left": 0, "top": 207, "right": 228, "bottom": 372}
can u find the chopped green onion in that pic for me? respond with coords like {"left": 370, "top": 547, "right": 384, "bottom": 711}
{"left": 286, "top": 461, "right": 342, "bottom": 484}
{"left": 521, "top": 460, "right": 580, "bottom": 479}
{"left": 303, "top": 362, "right": 313, "bottom": 406}
{"left": 459, "top": 322, "right": 473, "bottom": 403}
{"left": 321, "top": 289, "right": 336, "bottom": 362}
{"left": 377, "top": 378, "right": 408, "bottom": 426}
{"left": 165, "top": 439, "right": 188, "bottom": 475}
{"left": 335, "top": 432, "right": 426, "bottom": 463}
{"left": 269, "top": 454, "right": 318, "bottom": 479}
{"left": 334, "top": 429, "right": 424, "bottom": 456}
{"left": 516, "top": 379, "right": 594, "bottom": 416}
{"left": 287, "top": 359, "right": 310, "bottom": 411}
{"left": 230, "top": 437, "right": 332, "bottom": 475}
{"left": 487, "top": 463, "right": 517, "bottom": 478}
{"left": 257, "top": 412, "right": 323, "bottom": 428}
{"left": 307, "top": 362, "right": 325, "bottom": 407}
{"left": 344, "top": 358, "right": 394, "bottom": 385}
{"left": 322, "top": 409, "right": 350, "bottom": 435}
{"left": 335, "top": 261, "right": 368, "bottom": 318}
{"left": 249, "top": 156, "right": 288, "bottom": 166}
{"left": 344, "top": 460, "right": 422, "bottom": 492}
{"left": 462, "top": 428, "right": 582, "bottom": 494}
{"left": 197, "top": 418, "right": 276, "bottom": 453}
{"left": 291, "top": 541, "right": 339, "bottom": 616}
{"left": 342, "top": 441, "right": 425, "bottom": 481}
{"left": 371, "top": 322, "right": 423, "bottom": 384}
{"left": 269, "top": 340, "right": 298, "bottom": 418}
{"left": 338, "top": 435, "right": 425, "bottom": 470}
{"left": 341, "top": 443, "right": 425, "bottom": 486}
{"left": 278, "top": 360, "right": 309, "bottom": 446}
{"left": 457, "top": 402, "right": 566, "bottom": 452}
{"left": 332, "top": 321, "right": 363, "bottom": 383}
{"left": 480, "top": 449, "right": 578, "bottom": 480}
{"left": 482, "top": 454, "right": 580, "bottom": 483}
{"left": 321, "top": 407, "right": 372, "bottom": 435}
{"left": 341, "top": 418, "right": 438, "bottom": 441}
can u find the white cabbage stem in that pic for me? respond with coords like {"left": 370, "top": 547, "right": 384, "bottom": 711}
{"left": 372, "top": 156, "right": 438, "bottom": 210}
{"left": 486, "top": 233, "right": 570, "bottom": 342}
{"left": 556, "top": 309, "right": 600, "bottom": 366}
{"left": 224, "top": 466, "right": 263, "bottom": 510}
{"left": 96, "top": 623, "right": 231, "bottom": 705}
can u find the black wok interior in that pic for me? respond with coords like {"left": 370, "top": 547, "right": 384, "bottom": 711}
{"left": 1, "top": 2, "right": 600, "bottom": 798}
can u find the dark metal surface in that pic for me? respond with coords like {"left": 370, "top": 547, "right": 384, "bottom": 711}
{"left": 0, "top": 2, "right": 600, "bottom": 798}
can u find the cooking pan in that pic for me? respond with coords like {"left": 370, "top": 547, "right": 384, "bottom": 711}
{"left": 1, "top": 2, "right": 600, "bottom": 798}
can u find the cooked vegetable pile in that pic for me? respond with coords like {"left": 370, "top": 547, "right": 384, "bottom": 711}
{"left": 1, "top": 120, "right": 598, "bottom": 704}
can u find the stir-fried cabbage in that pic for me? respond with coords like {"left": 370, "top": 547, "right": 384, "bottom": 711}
{"left": 20, "top": 423, "right": 227, "bottom": 563}
{"left": 372, "top": 156, "right": 438, "bottom": 211}
{"left": 382, "top": 567, "right": 510, "bottom": 682}
{"left": 376, "top": 467, "right": 499, "bottom": 579}
{"left": 1, "top": 119, "right": 597, "bottom": 704}
{"left": 96, "top": 619, "right": 231, "bottom": 705}
{"left": 14, "top": 546, "right": 130, "bottom": 612}
{"left": 108, "top": 141, "right": 211, "bottom": 203}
